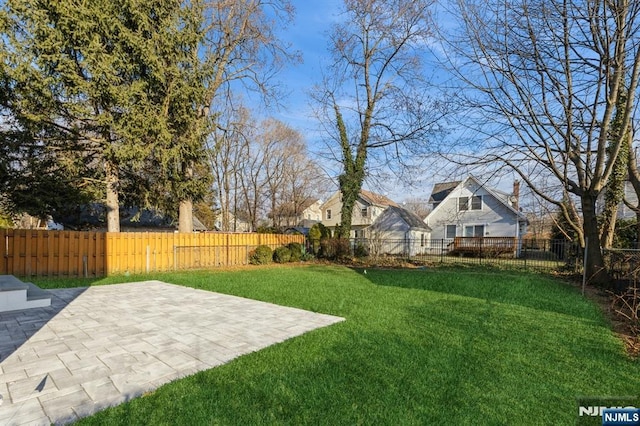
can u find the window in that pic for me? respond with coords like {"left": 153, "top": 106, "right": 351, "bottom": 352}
{"left": 361, "top": 207, "right": 368, "bottom": 218}
{"left": 446, "top": 225, "right": 456, "bottom": 239}
{"left": 464, "top": 225, "right": 485, "bottom": 237}
{"left": 327, "top": 209, "right": 332, "bottom": 220}
{"left": 420, "top": 233, "right": 425, "bottom": 247}
{"left": 470, "top": 196, "right": 482, "bottom": 210}
{"left": 458, "top": 197, "right": 468, "bottom": 211}
{"left": 458, "top": 195, "right": 482, "bottom": 211}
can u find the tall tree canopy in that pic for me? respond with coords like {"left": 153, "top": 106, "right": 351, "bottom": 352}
{"left": 0, "top": 0, "right": 297, "bottom": 232}
{"left": 443, "top": 0, "right": 640, "bottom": 285}
{"left": 317, "top": 0, "right": 448, "bottom": 238}
{"left": 0, "top": 0, "right": 203, "bottom": 231}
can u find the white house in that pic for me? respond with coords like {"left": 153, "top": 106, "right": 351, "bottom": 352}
{"left": 270, "top": 198, "right": 323, "bottom": 229}
{"left": 366, "top": 205, "right": 432, "bottom": 256}
{"left": 320, "top": 189, "right": 399, "bottom": 238}
{"left": 424, "top": 176, "right": 528, "bottom": 241}
{"left": 595, "top": 180, "right": 639, "bottom": 221}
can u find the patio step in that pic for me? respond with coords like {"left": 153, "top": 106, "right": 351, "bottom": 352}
{"left": 0, "top": 275, "right": 51, "bottom": 313}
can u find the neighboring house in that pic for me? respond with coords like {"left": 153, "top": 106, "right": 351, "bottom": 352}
{"left": 269, "top": 199, "right": 322, "bottom": 229}
{"left": 320, "top": 189, "right": 399, "bottom": 237}
{"left": 212, "top": 210, "right": 252, "bottom": 232}
{"left": 424, "top": 176, "right": 528, "bottom": 241}
{"left": 366, "top": 205, "right": 432, "bottom": 256}
{"left": 595, "top": 180, "right": 640, "bottom": 221}
{"left": 13, "top": 213, "right": 49, "bottom": 230}
{"left": 57, "top": 205, "right": 207, "bottom": 232}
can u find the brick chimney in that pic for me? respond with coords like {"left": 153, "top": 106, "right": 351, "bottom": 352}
{"left": 512, "top": 180, "right": 520, "bottom": 210}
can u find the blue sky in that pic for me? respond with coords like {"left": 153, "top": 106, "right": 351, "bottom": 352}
{"left": 269, "top": 1, "right": 340, "bottom": 140}
{"left": 247, "top": 1, "right": 519, "bottom": 203}
{"left": 255, "top": 0, "right": 441, "bottom": 202}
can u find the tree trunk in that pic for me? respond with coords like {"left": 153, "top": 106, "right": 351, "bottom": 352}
{"left": 581, "top": 194, "right": 610, "bottom": 287}
{"left": 105, "top": 161, "right": 120, "bottom": 233}
{"left": 178, "top": 162, "right": 194, "bottom": 233}
{"left": 178, "top": 199, "right": 193, "bottom": 233}
{"left": 600, "top": 204, "right": 619, "bottom": 249}
{"left": 334, "top": 102, "right": 367, "bottom": 239}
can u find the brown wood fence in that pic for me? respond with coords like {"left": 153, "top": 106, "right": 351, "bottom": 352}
{"left": 0, "top": 229, "right": 304, "bottom": 278}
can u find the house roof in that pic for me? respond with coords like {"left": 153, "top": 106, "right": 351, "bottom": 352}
{"left": 426, "top": 176, "right": 528, "bottom": 223}
{"left": 386, "top": 206, "right": 432, "bottom": 230}
{"left": 428, "top": 181, "right": 461, "bottom": 203}
{"left": 58, "top": 204, "right": 207, "bottom": 231}
{"left": 359, "top": 189, "right": 399, "bottom": 207}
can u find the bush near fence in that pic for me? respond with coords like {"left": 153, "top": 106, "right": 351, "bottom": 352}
{"left": 0, "top": 229, "right": 304, "bottom": 277}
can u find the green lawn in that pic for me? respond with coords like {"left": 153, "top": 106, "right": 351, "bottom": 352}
{"left": 33, "top": 265, "right": 639, "bottom": 425}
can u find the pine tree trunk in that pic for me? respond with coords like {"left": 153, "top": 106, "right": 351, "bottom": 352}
{"left": 178, "top": 199, "right": 193, "bottom": 233}
{"left": 178, "top": 162, "right": 194, "bottom": 233}
{"left": 105, "top": 161, "right": 120, "bottom": 233}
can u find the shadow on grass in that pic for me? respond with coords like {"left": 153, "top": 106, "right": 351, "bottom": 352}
{"left": 353, "top": 266, "right": 604, "bottom": 323}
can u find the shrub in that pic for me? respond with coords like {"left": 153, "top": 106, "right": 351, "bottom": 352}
{"left": 257, "top": 226, "right": 280, "bottom": 234}
{"left": 353, "top": 242, "right": 369, "bottom": 258}
{"left": 320, "top": 238, "right": 351, "bottom": 260}
{"left": 249, "top": 245, "right": 273, "bottom": 265}
{"left": 301, "top": 252, "right": 315, "bottom": 261}
{"left": 287, "top": 242, "right": 304, "bottom": 262}
{"left": 273, "top": 246, "right": 292, "bottom": 263}
{"left": 309, "top": 223, "right": 330, "bottom": 254}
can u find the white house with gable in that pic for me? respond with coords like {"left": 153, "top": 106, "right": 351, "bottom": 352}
{"left": 424, "top": 176, "right": 528, "bottom": 241}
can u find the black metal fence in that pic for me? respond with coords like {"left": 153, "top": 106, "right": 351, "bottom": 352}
{"left": 604, "top": 249, "right": 640, "bottom": 290}
{"left": 345, "top": 237, "right": 583, "bottom": 272}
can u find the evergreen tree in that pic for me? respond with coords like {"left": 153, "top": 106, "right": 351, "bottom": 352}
{"left": 0, "top": 0, "right": 202, "bottom": 231}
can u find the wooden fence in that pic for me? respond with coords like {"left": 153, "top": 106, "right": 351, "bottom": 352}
{"left": 0, "top": 229, "right": 304, "bottom": 278}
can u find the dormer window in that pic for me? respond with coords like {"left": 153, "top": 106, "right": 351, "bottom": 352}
{"left": 458, "top": 196, "right": 482, "bottom": 211}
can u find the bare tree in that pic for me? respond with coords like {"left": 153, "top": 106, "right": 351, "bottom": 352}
{"left": 177, "top": 0, "right": 299, "bottom": 232}
{"left": 315, "top": 0, "right": 448, "bottom": 238}
{"left": 207, "top": 104, "right": 253, "bottom": 231}
{"left": 277, "top": 145, "right": 326, "bottom": 228}
{"left": 260, "top": 119, "right": 292, "bottom": 228}
{"left": 443, "top": 0, "right": 640, "bottom": 285}
{"left": 402, "top": 197, "right": 431, "bottom": 220}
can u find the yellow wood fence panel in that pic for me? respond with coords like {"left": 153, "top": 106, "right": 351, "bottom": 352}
{"left": 0, "top": 230, "right": 303, "bottom": 277}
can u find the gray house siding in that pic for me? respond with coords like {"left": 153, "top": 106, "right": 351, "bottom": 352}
{"left": 425, "top": 178, "right": 526, "bottom": 240}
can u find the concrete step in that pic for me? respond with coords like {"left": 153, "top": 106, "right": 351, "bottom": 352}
{"left": 0, "top": 275, "right": 29, "bottom": 292}
{"left": 0, "top": 276, "right": 51, "bottom": 312}
{"left": 25, "top": 282, "right": 51, "bottom": 301}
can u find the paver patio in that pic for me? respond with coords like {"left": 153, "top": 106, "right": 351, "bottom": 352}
{"left": 0, "top": 281, "right": 344, "bottom": 425}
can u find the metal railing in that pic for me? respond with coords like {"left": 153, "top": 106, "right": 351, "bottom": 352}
{"left": 346, "top": 237, "right": 583, "bottom": 272}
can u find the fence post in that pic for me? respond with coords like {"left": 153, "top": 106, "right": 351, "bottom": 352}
{"left": 440, "top": 239, "right": 444, "bottom": 263}
{"left": 173, "top": 245, "right": 177, "bottom": 271}
{"left": 523, "top": 240, "right": 527, "bottom": 269}
{"left": 146, "top": 245, "right": 150, "bottom": 273}
{"left": 582, "top": 237, "right": 588, "bottom": 296}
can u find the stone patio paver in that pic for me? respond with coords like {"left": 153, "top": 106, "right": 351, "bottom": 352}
{"left": 0, "top": 280, "right": 344, "bottom": 425}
